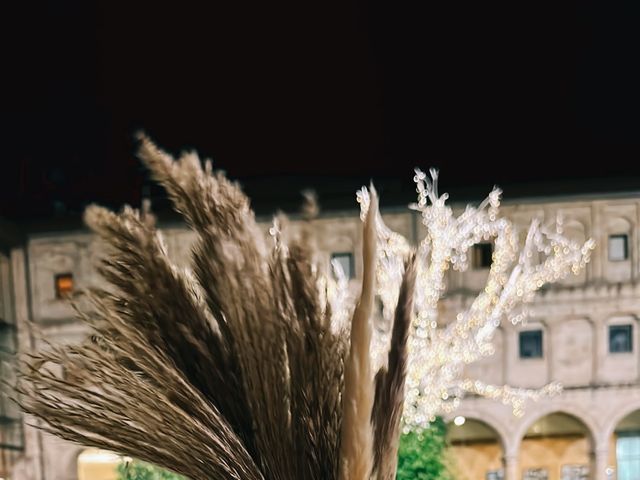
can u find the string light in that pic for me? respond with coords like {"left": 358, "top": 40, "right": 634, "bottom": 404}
{"left": 453, "top": 416, "right": 466, "bottom": 426}
{"left": 355, "top": 169, "right": 595, "bottom": 431}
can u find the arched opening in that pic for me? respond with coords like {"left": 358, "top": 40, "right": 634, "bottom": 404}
{"left": 612, "top": 409, "right": 640, "bottom": 480}
{"left": 447, "top": 416, "right": 504, "bottom": 480}
{"left": 519, "top": 412, "right": 592, "bottom": 480}
{"left": 77, "top": 449, "right": 121, "bottom": 480}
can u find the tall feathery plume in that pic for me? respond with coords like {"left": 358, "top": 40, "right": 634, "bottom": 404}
{"left": 371, "top": 254, "right": 417, "bottom": 480}
{"left": 339, "top": 187, "right": 378, "bottom": 480}
{"left": 136, "top": 135, "right": 293, "bottom": 477}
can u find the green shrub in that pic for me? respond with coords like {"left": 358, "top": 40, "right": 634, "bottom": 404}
{"left": 117, "top": 460, "right": 185, "bottom": 480}
{"left": 397, "top": 417, "right": 452, "bottom": 480}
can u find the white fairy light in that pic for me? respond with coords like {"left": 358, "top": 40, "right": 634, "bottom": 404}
{"left": 453, "top": 416, "right": 466, "bottom": 426}
{"left": 357, "top": 169, "right": 595, "bottom": 431}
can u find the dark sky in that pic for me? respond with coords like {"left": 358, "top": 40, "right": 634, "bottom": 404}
{"left": 3, "top": 0, "right": 640, "bottom": 220}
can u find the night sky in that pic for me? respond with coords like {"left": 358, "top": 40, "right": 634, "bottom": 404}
{"left": 4, "top": 1, "right": 640, "bottom": 221}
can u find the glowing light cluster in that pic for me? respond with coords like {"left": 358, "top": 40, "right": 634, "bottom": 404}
{"left": 356, "top": 169, "right": 594, "bottom": 431}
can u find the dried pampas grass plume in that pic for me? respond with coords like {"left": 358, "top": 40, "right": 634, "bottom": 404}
{"left": 339, "top": 187, "right": 377, "bottom": 480}
{"left": 16, "top": 135, "right": 417, "bottom": 480}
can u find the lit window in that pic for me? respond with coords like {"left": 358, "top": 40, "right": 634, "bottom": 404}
{"left": 519, "top": 330, "right": 543, "bottom": 359}
{"left": 55, "top": 273, "right": 74, "bottom": 299}
{"left": 472, "top": 243, "right": 493, "bottom": 269}
{"left": 609, "top": 234, "right": 629, "bottom": 261}
{"left": 609, "top": 324, "right": 633, "bottom": 353}
{"left": 331, "top": 252, "right": 354, "bottom": 279}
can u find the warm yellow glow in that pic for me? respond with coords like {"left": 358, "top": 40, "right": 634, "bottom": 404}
{"left": 55, "top": 273, "right": 74, "bottom": 298}
{"left": 449, "top": 442, "right": 502, "bottom": 480}
{"left": 77, "top": 449, "right": 120, "bottom": 480}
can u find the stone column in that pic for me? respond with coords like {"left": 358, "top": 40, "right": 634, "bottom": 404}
{"left": 590, "top": 446, "right": 609, "bottom": 480}
{"left": 503, "top": 453, "right": 519, "bottom": 480}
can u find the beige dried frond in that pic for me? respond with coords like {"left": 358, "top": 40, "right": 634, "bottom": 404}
{"left": 339, "top": 189, "right": 378, "bottom": 480}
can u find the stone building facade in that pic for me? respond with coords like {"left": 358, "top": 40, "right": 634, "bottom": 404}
{"left": 3, "top": 191, "right": 640, "bottom": 479}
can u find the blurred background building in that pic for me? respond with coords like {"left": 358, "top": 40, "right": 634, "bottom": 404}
{"left": 2, "top": 187, "right": 640, "bottom": 480}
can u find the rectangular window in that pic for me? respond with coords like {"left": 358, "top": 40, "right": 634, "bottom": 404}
{"left": 609, "top": 324, "right": 633, "bottom": 353}
{"left": 609, "top": 234, "right": 629, "bottom": 261}
{"left": 331, "top": 252, "right": 354, "bottom": 279}
{"left": 617, "top": 433, "right": 640, "bottom": 480}
{"left": 519, "top": 330, "right": 543, "bottom": 359}
{"left": 55, "top": 273, "right": 74, "bottom": 299}
{"left": 472, "top": 242, "right": 493, "bottom": 269}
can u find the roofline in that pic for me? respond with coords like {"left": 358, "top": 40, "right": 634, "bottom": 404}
{"left": 467, "top": 189, "right": 640, "bottom": 206}
{"left": 17, "top": 187, "right": 640, "bottom": 240}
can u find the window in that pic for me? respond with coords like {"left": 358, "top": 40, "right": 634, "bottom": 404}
{"left": 609, "top": 324, "right": 633, "bottom": 353}
{"left": 472, "top": 243, "right": 493, "bottom": 269}
{"left": 617, "top": 433, "right": 640, "bottom": 480}
{"left": 519, "top": 330, "right": 543, "bottom": 359}
{"left": 609, "top": 234, "right": 629, "bottom": 261}
{"left": 331, "top": 253, "right": 354, "bottom": 279}
{"left": 55, "top": 273, "right": 74, "bottom": 299}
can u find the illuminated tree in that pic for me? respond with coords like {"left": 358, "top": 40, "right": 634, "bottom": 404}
{"left": 358, "top": 169, "right": 594, "bottom": 430}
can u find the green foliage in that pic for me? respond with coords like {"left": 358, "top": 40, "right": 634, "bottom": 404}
{"left": 117, "top": 460, "right": 186, "bottom": 480}
{"left": 114, "top": 420, "right": 452, "bottom": 480}
{"left": 396, "top": 417, "right": 452, "bottom": 480}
